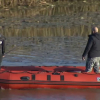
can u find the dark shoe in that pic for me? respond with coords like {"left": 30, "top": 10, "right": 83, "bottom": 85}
{"left": 84, "top": 71, "right": 91, "bottom": 73}
{"left": 95, "top": 71, "right": 100, "bottom": 74}
{"left": 83, "top": 71, "right": 91, "bottom": 74}
{"left": 95, "top": 70, "right": 100, "bottom": 74}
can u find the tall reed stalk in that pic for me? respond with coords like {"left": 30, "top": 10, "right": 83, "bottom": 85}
{"left": 0, "top": 0, "right": 55, "bottom": 7}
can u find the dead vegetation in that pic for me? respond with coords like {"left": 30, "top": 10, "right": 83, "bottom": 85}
{"left": 0, "top": 0, "right": 54, "bottom": 8}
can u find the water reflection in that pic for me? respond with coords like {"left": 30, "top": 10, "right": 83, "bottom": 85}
{"left": 0, "top": 89, "right": 100, "bottom": 100}
{"left": 2, "top": 34, "right": 86, "bottom": 66}
{"left": 1, "top": 26, "right": 92, "bottom": 37}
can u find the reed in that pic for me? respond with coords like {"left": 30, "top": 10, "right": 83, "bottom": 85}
{"left": 0, "top": 0, "right": 99, "bottom": 8}
{"left": 0, "top": 0, "right": 100, "bottom": 18}
{"left": 1, "top": 25, "right": 92, "bottom": 37}
{"left": 0, "top": 0, "right": 55, "bottom": 7}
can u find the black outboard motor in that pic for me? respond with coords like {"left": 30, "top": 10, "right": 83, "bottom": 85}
{"left": 0, "top": 34, "right": 5, "bottom": 67}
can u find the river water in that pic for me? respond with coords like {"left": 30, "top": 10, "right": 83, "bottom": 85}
{"left": 0, "top": 89, "right": 100, "bottom": 100}
{"left": 0, "top": 0, "right": 100, "bottom": 100}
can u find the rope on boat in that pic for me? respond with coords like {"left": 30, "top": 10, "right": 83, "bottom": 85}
{"left": 0, "top": 70, "right": 82, "bottom": 74}
{"left": 0, "top": 70, "right": 52, "bottom": 74}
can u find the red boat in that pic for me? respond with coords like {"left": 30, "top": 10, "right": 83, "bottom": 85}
{"left": 0, "top": 66, "right": 100, "bottom": 89}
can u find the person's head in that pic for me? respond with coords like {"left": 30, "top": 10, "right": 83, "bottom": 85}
{"left": 92, "top": 27, "right": 98, "bottom": 34}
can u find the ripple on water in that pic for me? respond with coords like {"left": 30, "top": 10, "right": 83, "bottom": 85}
{"left": 2, "top": 36, "right": 86, "bottom": 66}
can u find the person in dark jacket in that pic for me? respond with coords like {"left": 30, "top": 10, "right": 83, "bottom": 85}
{"left": 0, "top": 34, "right": 5, "bottom": 67}
{"left": 82, "top": 27, "right": 100, "bottom": 73}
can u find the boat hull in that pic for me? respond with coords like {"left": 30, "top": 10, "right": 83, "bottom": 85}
{"left": 0, "top": 66, "right": 100, "bottom": 89}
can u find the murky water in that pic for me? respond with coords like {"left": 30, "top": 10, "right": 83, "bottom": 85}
{"left": 0, "top": 0, "right": 100, "bottom": 100}
{"left": 2, "top": 36, "right": 86, "bottom": 66}
{"left": 0, "top": 89, "right": 100, "bottom": 100}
